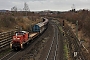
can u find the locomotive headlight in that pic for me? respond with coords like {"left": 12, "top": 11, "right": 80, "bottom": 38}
{"left": 13, "top": 38, "right": 20, "bottom": 40}
{"left": 10, "top": 43, "right": 12, "bottom": 48}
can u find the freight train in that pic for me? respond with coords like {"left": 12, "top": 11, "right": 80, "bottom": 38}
{"left": 10, "top": 18, "right": 48, "bottom": 50}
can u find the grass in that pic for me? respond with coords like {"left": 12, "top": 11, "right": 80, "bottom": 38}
{"left": 58, "top": 26, "right": 69, "bottom": 60}
{"left": 63, "top": 42, "right": 68, "bottom": 60}
{"left": 59, "top": 26, "right": 63, "bottom": 32}
{"left": 51, "top": 20, "right": 70, "bottom": 60}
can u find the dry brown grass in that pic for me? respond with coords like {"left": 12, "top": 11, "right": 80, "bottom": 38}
{"left": 0, "top": 15, "right": 41, "bottom": 32}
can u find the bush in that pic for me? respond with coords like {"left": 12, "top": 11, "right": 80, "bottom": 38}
{"left": 59, "top": 10, "right": 90, "bottom": 36}
{"left": 0, "top": 15, "right": 16, "bottom": 28}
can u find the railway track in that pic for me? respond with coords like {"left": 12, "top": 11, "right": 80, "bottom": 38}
{"left": 61, "top": 20, "right": 86, "bottom": 60}
{"left": 46, "top": 25, "right": 58, "bottom": 60}
{"left": 0, "top": 32, "right": 41, "bottom": 60}
{"left": 51, "top": 19, "right": 86, "bottom": 60}
{"left": 0, "top": 31, "right": 48, "bottom": 60}
{"left": 45, "top": 21, "right": 63, "bottom": 60}
{"left": 0, "top": 41, "right": 33, "bottom": 60}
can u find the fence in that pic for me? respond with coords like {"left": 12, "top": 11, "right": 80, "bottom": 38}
{"left": 0, "top": 29, "right": 18, "bottom": 52}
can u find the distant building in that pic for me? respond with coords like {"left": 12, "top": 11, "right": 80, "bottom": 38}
{"left": 0, "top": 10, "right": 9, "bottom": 12}
{"left": 38, "top": 10, "right": 61, "bottom": 15}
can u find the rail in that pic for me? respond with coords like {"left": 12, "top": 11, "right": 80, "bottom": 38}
{"left": 59, "top": 20, "right": 86, "bottom": 60}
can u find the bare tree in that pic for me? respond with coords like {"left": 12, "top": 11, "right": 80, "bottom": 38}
{"left": 23, "top": 2, "right": 30, "bottom": 11}
{"left": 23, "top": 2, "right": 30, "bottom": 16}
{"left": 11, "top": 6, "right": 17, "bottom": 11}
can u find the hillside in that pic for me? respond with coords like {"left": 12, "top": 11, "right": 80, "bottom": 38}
{"left": 0, "top": 15, "right": 41, "bottom": 32}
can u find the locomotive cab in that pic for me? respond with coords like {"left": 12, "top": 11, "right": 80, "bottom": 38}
{"left": 10, "top": 31, "right": 29, "bottom": 50}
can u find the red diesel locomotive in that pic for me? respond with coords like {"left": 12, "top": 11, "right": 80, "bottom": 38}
{"left": 10, "top": 31, "right": 30, "bottom": 50}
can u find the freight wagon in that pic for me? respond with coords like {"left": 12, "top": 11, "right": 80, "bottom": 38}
{"left": 32, "top": 18, "right": 48, "bottom": 33}
{"left": 32, "top": 22, "right": 45, "bottom": 33}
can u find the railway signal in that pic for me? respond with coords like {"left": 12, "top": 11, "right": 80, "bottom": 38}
{"left": 63, "top": 20, "right": 64, "bottom": 28}
{"left": 76, "top": 20, "right": 78, "bottom": 38}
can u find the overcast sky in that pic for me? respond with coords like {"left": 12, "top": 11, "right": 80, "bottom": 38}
{"left": 0, "top": 0, "right": 90, "bottom": 11}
